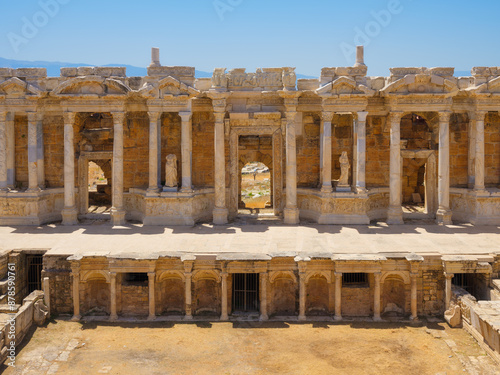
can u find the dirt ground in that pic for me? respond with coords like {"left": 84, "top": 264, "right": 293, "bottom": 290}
{"left": 2, "top": 319, "right": 499, "bottom": 375}
{"left": 241, "top": 172, "right": 271, "bottom": 209}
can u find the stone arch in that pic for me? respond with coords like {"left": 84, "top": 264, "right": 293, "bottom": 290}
{"left": 381, "top": 274, "right": 407, "bottom": 316}
{"left": 269, "top": 271, "right": 297, "bottom": 284}
{"left": 80, "top": 270, "right": 110, "bottom": 283}
{"left": 192, "top": 270, "right": 221, "bottom": 283}
{"left": 80, "top": 270, "right": 110, "bottom": 316}
{"left": 305, "top": 274, "right": 330, "bottom": 315}
{"left": 157, "top": 270, "right": 185, "bottom": 283}
{"left": 381, "top": 271, "right": 410, "bottom": 285}
{"left": 156, "top": 271, "right": 185, "bottom": 315}
{"left": 270, "top": 271, "right": 297, "bottom": 316}
{"left": 192, "top": 270, "right": 220, "bottom": 316}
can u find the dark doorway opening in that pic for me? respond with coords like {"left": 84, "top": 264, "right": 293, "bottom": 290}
{"left": 452, "top": 273, "right": 475, "bottom": 296}
{"left": 27, "top": 254, "right": 43, "bottom": 294}
{"left": 232, "top": 273, "right": 259, "bottom": 312}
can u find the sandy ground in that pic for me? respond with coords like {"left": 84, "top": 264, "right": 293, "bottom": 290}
{"left": 2, "top": 319, "right": 499, "bottom": 375}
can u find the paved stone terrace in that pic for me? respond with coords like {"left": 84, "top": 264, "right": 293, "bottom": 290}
{"left": 0, "top": 221, "right": 499, "bottom": 258}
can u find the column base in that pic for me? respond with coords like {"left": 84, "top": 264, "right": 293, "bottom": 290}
{"left": 180, "top": 186, "right": 194, "bottom": 193}
{"left": 320, "top": 185, "right": 333, "bottom": 194}
{"left": 410, "top": 315, "right": 419, "bottom": 322}
{"left": 334, "top": 315, "right": 342, "bottom": 321}
{"left": 436, "top": 208, "right": 452, "bottom": 225}
{"left": 298, "top": 315, "right": 306, "bottom": 321}
{"left": 259, "top": 314, "right": 268, "bottom": 321}
{"left": 71, "top": 315, "right": 81, "bottom": 321}
{"left": 109, "top": 314, "right": 118, "bottom": 322}
{"left": 213, "top": 207, "right": 228, "bottom": 225}
{"left": 146, "top": 187, "right": 160, "bottom": 197}
{"left": 111, "top": 208, "right": 126, "bottom": 226}
{"left": 284, "top": 207, "right": 299, "bottom": 225}
{"left": 147, "top": 315, "right": 156, "bottom": 321}
{"left": 387, "top": 206, "right": 404, "bottom": 225}
{"left": 373, "top": 316, "right": 382, "bottom": 322}
{"left": 184, "top": 314, "right": 193, "bottom": 321}
{"left": 220, "top": 314, "right": 229, "bottom": 321}
{"left": 61, "top": 207, "right": 78, "bottom": 226}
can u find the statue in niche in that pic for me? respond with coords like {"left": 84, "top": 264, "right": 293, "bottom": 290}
{"left": 164, "top": 154, "right": 178, "bottom": 190}
{"left": 338, "top": 151, "right": 350, "bottom": 187}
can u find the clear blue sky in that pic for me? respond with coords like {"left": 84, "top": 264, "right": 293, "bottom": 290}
{"left": 0, "top": 0, "right": 498, "bottom": 76}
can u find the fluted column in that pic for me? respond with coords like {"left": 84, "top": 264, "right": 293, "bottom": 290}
{"left": 147, "top": 111, "right": 160, "bottom": 195}
{"left": 259, "top": 272, "right": 268, "bottom": 321}
{"left": 6, "top": 112, "right": 14, "bottom": 188}
{"left": 321, "top": 111, "right": 333, "bottom": 193}
{"left": 62, "top": 112, "right": 77, "bottom": 225}
{"left": 387, "top": 112, "right": 403, "bottom": 224}
{"left": 474, "top": 111, "right": 487, "bottom": 193}
{"left": 71, "top": 269, "right": 80, "bottom": 321}
{"left": 27, "top": 112, "right": 40, "bottom": 192}
{"left": 0, "top": 112, "right": 8, "bottom": 191}
{"left": 298, "top": 271, "right": 306, "bottom": 321}
{"left": 444, "top": 272, "right": 454, "bottom": 311}
{"left": 111, "top": 112, "right": 126, "bottom": 226}
{"left": 148, "top": 272, "right": 156, "bottom": 320}
{"left": 110, "top": 272, "right": 117, "bottom": 321}
{"left": 356, "top": 111, "right": 368, "bottom": 193}
{"left": 373, "top": 272, "right": 382, "bottom": 321}
{"left": 284, "top": 97, "right": 300, "bottom": 224}
{"left": 220, "top": 271, "right": 229, "bottom": 320}
{"left": 410, "top": 272, "right": 418, "bottom": 320}
{"left": 180, "top": 111, "right": 193, "bottom": 192}
{"left": 437, "top": 111, "right": 452, "bottom": 225}
{"left": 334, "top": 272, "right": 342, "bottom": 321}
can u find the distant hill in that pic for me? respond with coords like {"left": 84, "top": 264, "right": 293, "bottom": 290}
{"left": 0, "top": 57, "right": 316, "bottom": 79}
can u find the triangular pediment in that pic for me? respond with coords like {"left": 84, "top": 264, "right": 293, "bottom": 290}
{"left": 381, "top": 74, "right": 458, "bottom": 97}
{"left": 316, "top": 76, "right": 374, "bottom": 97}
{"left": 53, "top": 76, "right": 130, "bottom": 96}
{"left": 0, "top": 77, "right": 41, "bottom": 97}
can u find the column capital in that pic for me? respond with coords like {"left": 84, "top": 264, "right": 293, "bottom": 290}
{"left": 147, "top": 111, "right": 161, "bottom": 122}
{"left": 373, "top": 271, "right": 382, "bottom": 278}
{"left": 334, "top": 271, "right": 343, "bottom": 278}
{"left": 221, "top": 271, "right": 228, "bottom": 278}
{"left": 444, "top": 272, "right": 454, "bottom": 280}
{"left": 356, "top": 111, "right": 369, "bottom": 122}
{"left": 438, "top": 111, "right": 452, "bottom": 123}
{"left": 109, "top": 271, "right": 117, "bottom": 278}
{"left": 388, "top": 111, "right": 403, "bottom": 124}
{"left": 70, "top": 271, "right": 80, "bottom": 279}
{"left": 178, "top": 111, "right": 192, "bottom": 122}
{"left": 474, "top": 110, "right": 488, "bottom": 121}
{"left": 111, "top": 111, "right": 125, "bottom": 124}
{"left": 410, "top": 272, "right": 419, "bottom": 279}
{"left": 27, "top": 111, "right": 40, "bottom": 122}
{"left": 321, "top": 111, "right": 334, "bottom": 123}
{"left": 63, "top": 111, "right": 76, "bottom": 124}
{"left": 214, "top": 112, "right": 225, "bottom": 123}
{"left": 147, "top": 271, "right": 155, "bottom": 278}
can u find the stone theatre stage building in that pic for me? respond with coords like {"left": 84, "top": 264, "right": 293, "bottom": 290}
{"left": 0, "top": 48, "right": 499, "bottom": 329}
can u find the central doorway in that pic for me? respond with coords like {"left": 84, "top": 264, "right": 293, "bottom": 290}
{"left": 232, "top": 273, "right": 260, "bottom": 313}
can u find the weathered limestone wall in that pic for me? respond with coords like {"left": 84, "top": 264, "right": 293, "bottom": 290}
{"left": 270, "top": 277, "right": 297, "bottom": 316}
{"left": 485, "top": 112, "right": 500, "bottom": 186}
{"left": 449, "top": 113, "right": 469, "bottom": 187}
{"left": 192, "top": 112, "right": 215, "bottom": 188}
{"left": 124, "top": 112, "right": 148, "bottom": 191}
{"left": 421, "top": 264, "right": 446, "bottom": 315}
{"left": 160, "top": 113, "right": 182, "bottom": 187}
{"left": 43, "top": 115, "right": 64, "bottom": 188}
{"left": 342, "top": 284, "right": 373, "bottom": 317}
{"left": 365, "top": 116, "right": 389, "bottom": 188}
{"left": 193, "top": 278, "right": 220, "bottom": 316}
{"left": 14, "top": 115, "right": 28, "bottom": 189}
{"left": 297, "top": 112, "right": 320, "bottom": 188}
{"left": 118, "top": 284, "right": 149, "bottom": 316}
{"left": 156, "top": 278, "right": 184, "bottom": 315}
{"left": 81, "top": 279, "right": 110, "bottom": 315}
{"left": 43, "top": 255, "right": 72, "bottom": 315}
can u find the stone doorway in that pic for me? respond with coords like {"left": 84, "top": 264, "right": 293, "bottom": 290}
{"left": 232, "top": 273, "right": 260, "bottom": 313}
{"left": 78, "top": 151, "right": 113, "bottom": 219}
{"left": 240, "top": 161, "right": 272, "bottom": 212}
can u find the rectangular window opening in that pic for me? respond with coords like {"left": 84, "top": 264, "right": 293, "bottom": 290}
{"left": 123, "top": 272, "right": 148, "bottom": 286}
{"left": 343, "top": 273, "right": 368, "bottom": 287}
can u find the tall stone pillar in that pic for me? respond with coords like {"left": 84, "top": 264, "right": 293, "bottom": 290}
{"left": 298, "top": 272, "right": 306, "bottom": 321}
{"left": 283, "top": 96, "right": 300, "bottom": 224}
{"left": 71, "top": 269, "right": 80, "bottom": 321}
{"left": 213, "top": 111, "right": 227, "bottom": 224}
{"left": 474, "top": 111, "right": 487, "bottom": 193}
{"left": 321, "top": 111, "right": 333, "bottom": 193}
{"left": 111, "top": 112, "right": 126, "bottom": 226}
{"left": 27, "top": 112, "right": 40, "bottom": 192}
{"left": 184, "top": 261, "right": 193, "bottom": 320}
{"left": 437, "top": 112, "right": 452, "bottom": 225}
{"left": 0, "top": 112, "right": 8, "bottom": 191}
{"left": 148, "top": 272, "right": 156, "bottom": 320}
{"left": 356, "top": 111, "right": 368, "bottom": 193}
{"left": 62, "top": 112, "right": 78, "bottom": 225}
{"left": 259, "top": 272, "right": 268, "bottom": 321}
{"left": 147, "top": 111, "right": 160, "bottom": 195}
{"left": 6, "top": 112, "right": 15, "bottom": 188}
{"left": 444, "top": 272, "right": 454, "bottom": 311}
{"left": 110, "top": 272, "right": 118, "bottom": 321}
{"left": 43, "top": 277, "right": 51, "bottom": 316}
{"left": 220, "top": 271, "right": 229, "bottom": 320}
{"left": 387, "top": 112, "right": 403, "bottom": 224}
{"left": 334, "top": 272, "right": 342, "bottom": 321}
{"left": 180, "top": 111, "right": 193, "bottom": 192}
{"left": 410, "top": 272, "right": 418, "bottom": 320}
{"left": 373, "top": 272, "right": 382, "bottom": 321}
{"left": 37, "top": 115, "right": 45, "bottom": 189}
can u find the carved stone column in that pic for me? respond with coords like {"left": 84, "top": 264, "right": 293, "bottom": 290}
{"left": 27, "top": 112, "right": 40, "bottom": 192}
{"left": 212, "top": 96, "right": 228, "bottom": 223}
{"left": 220, "top": 271, "right": 229, "bottom": 320}
{"left": 259, "top": 272, "right": 268, "bottom": 321}
{"left": 410, "top": 272, "right": 418, "bottom": 320}
{"left": 387, "top": 112, "right": 404, "bottom": 224}
{"left": 180, "top": 111, "right": 193, "bottom": 192}
{"left": 147, "top": 111, "right": 160, "bottom": 195}
{"left": 468, "top": 112, "right": 476, "bottom": 189}
{"left": 334, "top": 272, "right": 342, "bottom": 321}
{"left": 110, "top": 272, "right": 118, "bottom": 321}
{"left": 444, "top": 272, "right": 454, "bottom": 311}
{"left": 43, "top": 277, "right": 51, "bottom": 316}
{"left": 6, "top": 112, "right": 15, "bottom": 188}
{"left": 474, "top": 111, "right": 487, "bottom": 193}
{"left": 71, "top": 269, "right": 80, "bottom": 321}
{"left": 356, "top": 111, "right": 368, "bottom": 193}
{"left": 437, "top": 112, "right": 452, "bottom": 225}
{"left": 0, "top": 112, "right": 8, "bottom": 191}
{"left": 184, "top": 261, "right": 193, "bottom": 320}
{"left": 373, "top": 272, "right": 382, "bottom": 321}
{"left": 283, "top": 96, "right": 300, "bottom": 224}
{"left": 298, "top": 271, "right": 306, "bottom": 321}
{"left": 37, "top": 114, "right": 45, "bottom": 189}
{"left": 148, "top": 272, "right": 156, "bottom": 320}
{"left": 321, "top": 111, "right": 333, "bottom": 194}
{"left": 111, "top": 112, "right": 126, "bottom": 226}
{"left": 62, "top": 112, "right": 78, "bottom": 225}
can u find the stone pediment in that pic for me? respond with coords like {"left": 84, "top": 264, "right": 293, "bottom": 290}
{"left": 0, "top": 77, "right": 42, "bottom": 97}
{"left": 470, "top": 76, "right": 500, "bottom": 95}
{"left": 138, "top": 76, "right": 199, "bottom": 99}
{"left": 381, "top": 74, "right": 458, "bottom": 97}
{"left": 53, "top": 76, "right": 131, "bottom": 96}
{"left": 316, "top": 76, "right": 375, "bottom": 97}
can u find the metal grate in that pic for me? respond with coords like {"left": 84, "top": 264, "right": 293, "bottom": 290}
{"left": 27, "top": 254, "right": 43, "bottom": 294}
{"left": 232, "top": 273, "right": 259, "bottom": 312}
{"left": 452, "top": 273, "right": 475, "bottom": 295}
{"left": 343, "top": 273, "right": 368, "bottom": 286}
